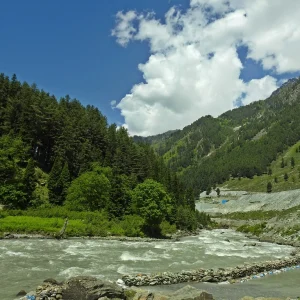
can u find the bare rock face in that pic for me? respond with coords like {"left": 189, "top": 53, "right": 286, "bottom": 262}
{"left": 62, "top": 276, "right": 125, "bottom": 300}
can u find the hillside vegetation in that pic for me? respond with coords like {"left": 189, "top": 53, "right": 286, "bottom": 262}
{"left": 0, "top": 73, "right": 209, "bottom": 237}
{"left": 137, "top": 77, "right": 300, "bottom": 194}
{"left": 221, "top": 141, "right": 300, "bottom": 192}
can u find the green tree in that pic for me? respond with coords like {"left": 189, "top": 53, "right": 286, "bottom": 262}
{"left": 109, "top": 174, "right": 133, "bottom": 218}
{"left": 48, "top": 157, "right": 63, "bottom": 204}
{"left": 65, "top": 171, "right": 111, "bottom": 211}
{"left": 274, "top": 176, "right": 278, "bottom": 183}
{"left": 206, "top": 186, "right": 212, "bottom": 196}
{"left": 216, "top": 187, "right": 221, "bottom": 197}
{"left": 284, "top": 172, "right": 289, "bottom": 181}
{"left": 56, "top": 162, "right": 71, "bottom": 204}
{"left": 281, "top": 158, "right": 285, "bottom": 168}
{"left": 291, "top": 157, "right": 295, "bottom": 168}
{"left": 176, "top": 206, "right": 197, "bottom": 231}
{"left": 23, "top": 158, "right": 36, "bottom": 202}
{"left": 0, "top": 183, "right": 27, "bottom": 209}
{"left": 131, "top": 179, "right": 173, "bottom": 236}
{"left": 184, "top": 187, "right": 195, "bottom": 210}
{"left": 267, "top": 168, "right": 272, "bottom": 176}
{"left": 266, "top": 182, "right": 272, "bottom": 193}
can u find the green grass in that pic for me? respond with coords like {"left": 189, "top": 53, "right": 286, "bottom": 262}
{"left": 221, "top": 141, "right": 300, "bottom": 192}
{"left": 0, "top": 216, "right": 87, "bottom": 235}
{"left": 237, "top": 222, "right": 267, "bottom": 236}
{"left": 0, "top": 208, "right": 146, "bottom": 237}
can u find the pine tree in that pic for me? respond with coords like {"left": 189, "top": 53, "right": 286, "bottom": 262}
{"left": 23, "top": 158, "right": 36, "bottom": 204}
{"left": 216, "top": 187, "right": 221, "bottom": 197}
{"left": 281, "top": 158, "right": 285, "bottom": 168}
{"left": 266, "top": 182, "right": 272, "bottom": 193}
{"left": 56, "top": 162, "right": 71, "bottom": 204}
{"left": 48, "top": 157, "right": 62, "bottom": 204}
{"left": 274, "top": 176, "right": 278, "bottom": 183}
{"left": 206, "top": 186, "right": 212, "bottom": 195}
{"left": 268, "top": 168, "right": 272, "bottom": 176}
{"left": 185, "top": 187, "right": 195, "bottom": 210}
{"left": 291, "top": 157, "right": 295, "bottom": 168}
{"left": 284, "top": 172, "right": 289, "bottom": 181}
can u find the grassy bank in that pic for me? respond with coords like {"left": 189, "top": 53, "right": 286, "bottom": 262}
{"left": 0, "top": 207, "right": 163, "bottom": 237}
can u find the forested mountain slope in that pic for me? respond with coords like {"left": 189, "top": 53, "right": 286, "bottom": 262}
{"left": 137, "top": 77, "right": 300, "bottom": 194}
{"left": 0, "top": 73, "right": 209, "bottom": 237}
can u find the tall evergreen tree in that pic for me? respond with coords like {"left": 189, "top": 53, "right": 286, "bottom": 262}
{"left": 23, "top": 158, "right": 36, "bottom": 203}
{"left": 291, "top": 157, "right": 295, "bottom": 168}
{"left": 48, "top": 157, "right": 62, "bottom": 204}
{"left": 56, "top": 162, "right": 71, "bottom": 204}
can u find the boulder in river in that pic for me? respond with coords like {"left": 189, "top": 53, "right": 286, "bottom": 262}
{"left": 16, "top": 289, "right": 27, "bottom": 296}
{"left": 62, "top": 276, "right": 125, "bottom": 300}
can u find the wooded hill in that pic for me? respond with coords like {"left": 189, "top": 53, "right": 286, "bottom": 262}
{"left": 0, "top": 73, "right": 209, "bottom": 237}
{"left": 135, "top": 77, "right": 300, "bottom": 194}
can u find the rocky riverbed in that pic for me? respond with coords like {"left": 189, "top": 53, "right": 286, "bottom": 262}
{"left": 122, "top": 253, "right": 300, "bottom": 286}
{"left": 17, "top": 276, "right": 299, "bottom": 300}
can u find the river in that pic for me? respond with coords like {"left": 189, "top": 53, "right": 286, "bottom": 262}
{"left": 1, "top": 229, "right": 299, "bottom": 300}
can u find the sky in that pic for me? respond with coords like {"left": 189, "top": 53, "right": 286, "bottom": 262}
{"left": 1, "top": 0, "right": 300, "bottom": 136}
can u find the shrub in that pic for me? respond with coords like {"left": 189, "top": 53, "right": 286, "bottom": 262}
{"left": 159, "top": 220, "right": 177, "bottom": 237}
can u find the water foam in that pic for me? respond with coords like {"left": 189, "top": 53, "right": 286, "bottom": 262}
{"left": 120, "top": 250, "right": 160, "bottom": 261}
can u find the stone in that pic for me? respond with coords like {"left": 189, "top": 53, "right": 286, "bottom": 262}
{"left": 171, "top": 285, "right": 214, "bottom": 300}
{"left": 240, "top": 298, "right": 285, "bottom": 300}
{"left": 201, "top": 276, "right": 213, "bottom": 282}
{"left": 16, "top": 290, "right": 27, "bottom": 296}
{"left": 62, "top": 276, "right": 125, "bottom": 300}
{"left": 44, "top": 278, "right": 58, "bottom": 285}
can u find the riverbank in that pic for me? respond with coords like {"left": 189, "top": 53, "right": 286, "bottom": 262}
{"left": 17, "top": 274, "right": 300, "bottom": 300}
{"left": 121, "top": 253, "right": 300, "bottom": 286}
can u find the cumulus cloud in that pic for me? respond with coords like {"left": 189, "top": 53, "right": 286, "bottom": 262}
{"left": 242, "top": 76, "right": 278, "bottom": 106}
{"left": 112, "top": 0, "right": 300, "bottom": 136}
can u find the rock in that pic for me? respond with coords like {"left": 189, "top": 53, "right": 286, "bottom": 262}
{"left": 171, "top": 285, "right": 214, "bottom": 300}
{"left": 240, "top": 298, "right": 285, "bottom": 300}
{"left": 44, "top": 278, "right": 58, "bottom": 285}
{"left": 201, "top": 276, "right": 213, "bottom": 282}
{"left": 4, "top": 232, "right": 14, "bottom": 239}
{"left": 244, "top": 243, "right": 257, "bottom": 247}
{"left": 62, "top": 276, "right": 125, "bottom": 300}
{"left": 16, "top": 290, "right": 27, "bottom": 296}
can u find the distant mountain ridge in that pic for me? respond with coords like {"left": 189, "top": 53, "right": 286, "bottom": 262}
{"left": 136, "top": 77, "right": 300, "bottom": 193}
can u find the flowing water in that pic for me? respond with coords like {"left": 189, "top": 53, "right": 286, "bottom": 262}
{"left": 0, "top": 230, "right": 299, "bottom": 300}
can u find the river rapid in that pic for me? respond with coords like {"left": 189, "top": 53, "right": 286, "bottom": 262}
{"left": 1, "top": 229, "right": 299, "bottom": 300}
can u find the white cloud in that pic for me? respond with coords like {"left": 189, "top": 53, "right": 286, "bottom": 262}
{"left": 112, "top": 0, "right": 300, "bottom": 136}
{"left": 110, "top": 100, "right": 117, "bottom": 110}
{"left": 242, "top": 76, "right": 278, "bottom": 106}
{"left": 112, "top": 11, "right": 138, "bottom": 47}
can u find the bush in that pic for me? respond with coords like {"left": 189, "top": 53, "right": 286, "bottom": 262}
{"left": 159, "top": 220, "right": 177, "bottom": 237}
{"left": 237, "top": 222, "right": 267, "bottom": 236}
{"left": 119, "top": 215, "right": 145, "bottom": 237}
{"left": 176, "top": 206, "right": 197, "bottom": 231}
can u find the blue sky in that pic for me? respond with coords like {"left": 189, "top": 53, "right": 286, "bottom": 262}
{"left": 1, "top": 0, "right": 299, "bottom": 135}
{"left": 0, "top": 0, "right": 188, "bottom": 125}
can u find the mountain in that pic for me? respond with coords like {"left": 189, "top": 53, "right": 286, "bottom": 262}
{"left": 137, "top": 77, "right": 300, "bottom": 194}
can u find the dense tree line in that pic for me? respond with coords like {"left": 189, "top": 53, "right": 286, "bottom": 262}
{"left": 0, "top": 73, "right": 205, "bottom": 236}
